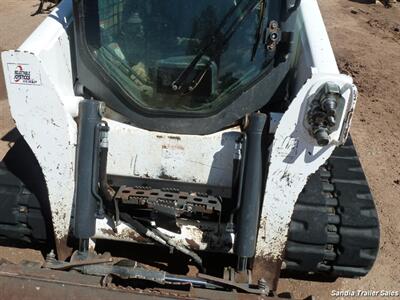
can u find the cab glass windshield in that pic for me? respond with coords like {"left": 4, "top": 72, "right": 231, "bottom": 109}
{"left": 85, "top": 0, "right": 274, "bottom": 114}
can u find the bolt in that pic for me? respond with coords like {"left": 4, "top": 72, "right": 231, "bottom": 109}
{"left": 270, "top": 21, "right": 279, "bottom": 30}
{"left": 318, "top": 83, "right": 340, "bottom": 127}
{"left": 186, "top": 204, "right": 193, "bottom": 213}
{"left": 324, "top": 82, "right": 341, "bottom": 95}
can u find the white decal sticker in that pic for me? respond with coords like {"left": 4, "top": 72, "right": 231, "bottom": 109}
{"left": 8, "top": 63, "right": 41, "bottom": 86}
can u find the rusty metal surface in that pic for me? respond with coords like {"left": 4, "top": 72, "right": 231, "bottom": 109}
{"left": 0, "top": 262, "right": 313, "bottom": 300}
{"left": 252, "top": 257, "right": 283, "bottom": 291}
{"left": 45, "top": 251, "right": 114, "bottom": 270}
{"left": 198, "top": 273, "right": 267, "bottom": 295}
{"left": 54, "top": 235, "right": 73, "bottom": 261}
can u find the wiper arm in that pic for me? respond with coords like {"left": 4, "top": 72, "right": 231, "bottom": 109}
{"left": 171, "top": 0, "right": 261, "bottom": 94}
{"left": 170, "top": 0, "right": 245, "bottom": 92}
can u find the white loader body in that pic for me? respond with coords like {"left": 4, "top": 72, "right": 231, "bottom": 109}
{"left": 1, "top": 0, "right": 356, "bottom": 272}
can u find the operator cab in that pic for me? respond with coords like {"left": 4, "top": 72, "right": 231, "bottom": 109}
{"left": 73, "top": 0, "right": 299, "bottom": 134}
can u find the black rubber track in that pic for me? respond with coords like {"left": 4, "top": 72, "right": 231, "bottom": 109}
{"left": 0, "top": 161, "right": 47, "bottom": 244}
{"left": 284, "top": 136, "right": 380, "bottom": 278}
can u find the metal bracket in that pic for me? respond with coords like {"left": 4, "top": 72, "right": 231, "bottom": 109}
{"left": 255, "top": 74, "right": 357, "bottom": 289}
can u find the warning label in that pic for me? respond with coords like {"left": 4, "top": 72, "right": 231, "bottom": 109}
{"left": 8, "top": 63, "right": 41, "bottom": 85}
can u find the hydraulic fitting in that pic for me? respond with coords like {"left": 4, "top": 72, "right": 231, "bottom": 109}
{"left": 307, "top": 82, "right": 342, "bottom": 146}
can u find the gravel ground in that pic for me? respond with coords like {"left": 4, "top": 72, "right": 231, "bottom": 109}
{"left": 0, "top": 0, "right": 399, "bottom": 299}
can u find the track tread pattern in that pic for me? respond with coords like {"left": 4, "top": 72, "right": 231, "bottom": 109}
{"left": 0, "top": 162, "right": 47, "bottom": 244}
{"left": 284, "top": 137, "right": 380, "bottom": 278}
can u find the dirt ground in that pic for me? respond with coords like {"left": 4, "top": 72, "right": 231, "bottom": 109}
{"left": 0, "top": 0, "right": 399, "bottom": 299}
{"left": 0, "top": 0, "right": 46, "bottom": 160}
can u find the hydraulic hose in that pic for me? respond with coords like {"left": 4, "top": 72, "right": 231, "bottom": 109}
{"left": 120, "top": 213, "right": 204, "bottom": 272}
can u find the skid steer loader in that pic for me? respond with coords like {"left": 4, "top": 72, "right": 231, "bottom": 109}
{"left": 0, "top": 0, "right": 379, "bottom": 298}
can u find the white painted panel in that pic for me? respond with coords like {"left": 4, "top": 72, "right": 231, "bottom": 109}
{"left": 107, "top": 120, "right": 241, "bottom": 187}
